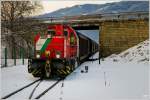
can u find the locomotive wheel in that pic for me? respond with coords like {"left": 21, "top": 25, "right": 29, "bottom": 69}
{"left": 70, "top": 65, "right": 74, "bottom": 72}
{"left": 28, "top": 65, "right": 32, "bottom": 73}
{"left": 28, "top": 60, "right": 32, "bottom": 73}
{"left": 45, "top": 61, "right": 51, "bottom": 78}
{"left": 71, "top": 59, "right": 76, "bottom": 71}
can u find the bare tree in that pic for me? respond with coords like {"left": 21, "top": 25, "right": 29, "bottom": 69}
{"left": 1, "top": 1, "right": 43, "bottom": 58}
{"left": 1, "top": 1, "right": 42, "bottom": 20}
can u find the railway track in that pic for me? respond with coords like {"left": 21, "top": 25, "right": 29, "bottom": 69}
{"left": 28, "top": 79, "right": 43, "bottom": 99}
{"left": 2, "top": 79, "right": 42, "bottom": 99}
{"left": 2, "top": 64, "right": 79, "bottom": 99}
{"left": 2, "top": 78, "right": 62, "bottom": 99}
{"left": 34, "top": 79, "right": 62, "bottom": 99}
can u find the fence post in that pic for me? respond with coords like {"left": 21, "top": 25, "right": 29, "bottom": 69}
{"left": 22, "top": 48, "right": 24, "bottom": 65}
{"left": 14, "top": 47, "right": 16, "bottom": 66}
{"left": 20, "top": 47, "right": 21, "bottom": 58}
{"left": 5, "top": 47, "right": 7, "bottom": 67}
{"left": 99, "top": 46, "right": 101, "bottom": 64}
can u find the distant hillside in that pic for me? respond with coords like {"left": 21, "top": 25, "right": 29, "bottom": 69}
{"left": 37, "top": 1, "right": 149, "bottom": 18}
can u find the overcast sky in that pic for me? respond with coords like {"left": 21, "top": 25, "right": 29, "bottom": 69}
{"left": 40, "top": 0, "right": 121, "bottom": 14}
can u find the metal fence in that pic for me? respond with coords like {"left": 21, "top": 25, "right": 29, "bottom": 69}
{"left": 1, "top": 47, "right": 28, "bottom": 67}
{"left": 1, "top": 18, "right": 35, "bottom": 68}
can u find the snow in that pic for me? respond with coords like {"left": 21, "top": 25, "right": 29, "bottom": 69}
{"left": 9, "top": 80, "right": 58, "bottom": 99}
{"left": 62, "top": 58, "right": 149, "bottom": 100}
{"left": 105, "top": 40, "right": 149, "bottom": 65}
{"left": 1, "top": 65, "right": 39, "bottom": 97}
{"left": 1, "top": 40, "right": 149, "bottom": 99}
{"left": 77, "top": 5, "right": 82, "bottom": 9}
{"left": 1, "top": 59, "right": 28, "bottom": 67}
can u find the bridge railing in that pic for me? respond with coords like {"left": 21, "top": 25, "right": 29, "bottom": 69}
{"left": 34, "top": 11, "right": 149, "bottom": 24}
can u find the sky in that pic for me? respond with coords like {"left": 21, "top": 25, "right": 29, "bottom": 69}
{"left": 39, "top": 0, "right": 121, "bottom": 14}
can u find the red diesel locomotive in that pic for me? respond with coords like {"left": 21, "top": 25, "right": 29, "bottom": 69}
{"left": 28, "top": 24, "right": 98, "bottom": 78}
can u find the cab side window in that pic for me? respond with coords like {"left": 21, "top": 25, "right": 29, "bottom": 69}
{"left": 64, "top": 29, "right": 68, "bottom": 37}
{"left": 47, "top": 30, "right": 55, "bottom": 36}
{"left": 70, "top": 32, "right": 75, "bottom": 45}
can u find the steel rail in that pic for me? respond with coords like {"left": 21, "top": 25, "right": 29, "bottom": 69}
{"left": 1, "top": 79, "right": 42, "bottom": 99}
{"left": 34, "top": 79, "right": 62, "bottom": 99}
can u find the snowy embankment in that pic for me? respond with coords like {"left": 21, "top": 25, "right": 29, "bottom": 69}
{"left": 105, "top": 39, "right": 149, "bottom": 64}
{"left": 1, "top": 40, "right": 149, "bottom": 100}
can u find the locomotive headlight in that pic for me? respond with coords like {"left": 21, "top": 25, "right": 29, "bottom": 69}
{"left": 36, "top": 54, "right": 40, "bottom": 58}
{"left": 56, "top": 54, "right": 60, "bottom": 58}
{"left": 47, "top": 34, "right": 51, "bottom": 38}
{"left": 56, "top": 52, "right": 61, "bottom": 59}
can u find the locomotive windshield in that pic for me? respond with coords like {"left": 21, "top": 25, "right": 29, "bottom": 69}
{"left": 47, "top": 30, "right": 55, "bottom": 36}
{"left": 70, "top": 32, "right": 75, "bottom": 45}
{"left": 64, "top": 29, "right": 68, "bottom": 37}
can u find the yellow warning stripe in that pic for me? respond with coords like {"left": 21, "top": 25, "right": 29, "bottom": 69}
{"left": 66, "top": 66, "right": 70, "bottom": 71}
{"left": 32, "top": 69, "right": 37, "bottom": 74}
{"left": 66, "top": 70, "right": 70, "bottom": 74}
{"left": 35, "top": 70, "right": 40, "bottom": 75}
{"left": 57, "top": 70, "right": 63, "bottom": 74}
{"left": 62, "top": 70, "right": 67, "bottom": 75}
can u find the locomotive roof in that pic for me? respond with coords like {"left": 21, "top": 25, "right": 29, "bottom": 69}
{"left": 75, "top": 31, "right": 97, "bottom": 44}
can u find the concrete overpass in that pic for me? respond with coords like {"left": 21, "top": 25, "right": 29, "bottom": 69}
{"left": 36, "top": 11, "right": 149, "bottom": 57}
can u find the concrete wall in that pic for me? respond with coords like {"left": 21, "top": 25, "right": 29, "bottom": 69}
{"left": 99, "top": 19, "right": 149, "bottom": 57}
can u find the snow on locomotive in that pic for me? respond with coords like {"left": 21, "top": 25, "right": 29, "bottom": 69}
{"left": 28, "top": 24, "right": 98, "bottom": 78}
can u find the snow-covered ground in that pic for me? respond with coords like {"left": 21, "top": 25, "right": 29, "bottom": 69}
{"left": 61, "top": 54, "right": 149, "bottom": 100}
{"left": 1, "top": 65, "right": 39, "bottom": 97}
{"left": 1, "top": 40, "right": 149, "bottom": 100}
{"left": 1, "top": 59, "right": 28, "bottom": 67}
